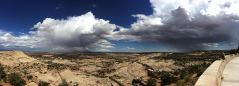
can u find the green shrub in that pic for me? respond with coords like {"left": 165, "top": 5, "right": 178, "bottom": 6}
{"left": 8, "top": 73, "right": 26, "bottom": 86}
{"left": 132, "top": 78, "right": 144, "bottom": 86}
{"left": 47, "top": 62, "right": 66, "bottom": 70}
{"left": 176, "top": 80, "right": 186, "bottom": 86}
{"left": 159, "top": 71, "right": 176, "bottom": 86}
{"left": 146, "top": 78, "right": 156, "bottom": 86}
{"left": 38, "top": 81, "right": 50, "bottom": 86}
{"left": 0, "top": 65, "right": 6, "bottom": 80}
{"left": 27, "top": 75, "right": 33, "bottom": 80}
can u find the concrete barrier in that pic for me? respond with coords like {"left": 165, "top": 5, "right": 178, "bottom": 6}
{"left": 195, "top": 60, "right": 223, "bottom": 86}
{"left": 216, "top": 55, "right": 238, "bottom": 86}
{"left": 195, "top": 54, "right": 239, "bottom": 86}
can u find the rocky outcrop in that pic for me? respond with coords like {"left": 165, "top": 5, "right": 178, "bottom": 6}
{"left": 0, "top": 51, "right": 35, "bottom": 66}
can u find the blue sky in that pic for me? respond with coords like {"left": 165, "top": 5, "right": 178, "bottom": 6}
{"left": 0, "top": 0, "right": 238, "bottom": 52}
{"left": 0, "top": 0, "right": 157, "bottom": 52}
{"left": 0, "top": 0, "right": 152, "bottom": 34}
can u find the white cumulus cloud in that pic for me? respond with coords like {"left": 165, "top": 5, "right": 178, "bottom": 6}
{"left": 0, "top": 12, "right": 117, "bottom": 52}
{"left": 1, "top": 0, "right": 239, "bottom": 52}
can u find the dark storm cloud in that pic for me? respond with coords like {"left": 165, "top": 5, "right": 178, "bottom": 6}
{"left": 115, "top": 7, "right": 239, "bottom": 51}
{"left": 1, "top": 0, "right": 239, "bottom": 52}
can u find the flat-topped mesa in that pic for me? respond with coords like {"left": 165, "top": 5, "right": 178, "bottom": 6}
{"left": 0, "top": 51, "right": 34, "bottom": 65}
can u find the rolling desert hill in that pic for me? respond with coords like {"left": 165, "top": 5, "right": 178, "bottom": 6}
{"left": 0, "top": 51, "right": 222, "bottom": 86}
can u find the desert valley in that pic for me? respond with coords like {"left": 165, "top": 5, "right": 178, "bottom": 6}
{"left": 0, "top": 50, "right": 226, "bottom": 86}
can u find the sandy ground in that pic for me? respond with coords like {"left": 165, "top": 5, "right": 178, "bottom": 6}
{"left": 0, "top": 51, "right": 182, "bottom": 86}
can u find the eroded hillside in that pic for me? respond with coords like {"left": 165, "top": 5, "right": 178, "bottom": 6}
{"left": 0, "top": 51, "right": 223, "bottom": 86}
